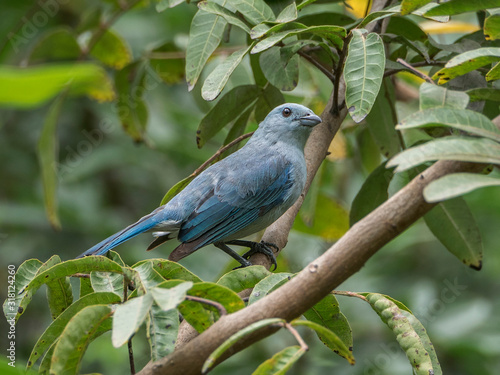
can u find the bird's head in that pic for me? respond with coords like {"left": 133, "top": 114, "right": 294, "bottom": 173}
{"left": 254, "top": 103, "right": 322, "bottom": 148}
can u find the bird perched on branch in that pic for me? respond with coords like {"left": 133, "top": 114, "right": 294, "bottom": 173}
{"left": 78, "top": 103, "right": 322, "bottom": 269}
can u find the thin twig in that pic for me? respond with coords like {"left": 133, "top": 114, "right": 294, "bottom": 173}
{"left": 333, "top": 35, "right": 351, "bottom": 114}
{"left": 81, "top": 0, "right": 142, "bottom": 58}
{"left": 191, "top": 131, "right": 254, "bottom": 178}
{"left": 122, "top": 275, "right": 136, "bottom": 375}
{"left": 283, "top": 322, "right": 308, "bottom": 351}
{"left": 387, "top": 58, "right": 441, "bottom": 83}
{"left": 297, "top": 50, "right": 336, "bottom": 83}
{"left": 128, "top": 340, "right": 136, "bottom": 375}
{"left": 331, "top": 290, "right": 367, "bottom": 301}
{"left": 185, "top": 296, "right": 227, "bottom": 316}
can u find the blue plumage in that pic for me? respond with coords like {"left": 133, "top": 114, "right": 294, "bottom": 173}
{"left": 77, "top": 103, "right": 322, "bottom": 268}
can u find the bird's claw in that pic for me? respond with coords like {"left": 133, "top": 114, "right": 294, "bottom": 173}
{"left": 242, "top": 241, "right": 278, "bottom": 271}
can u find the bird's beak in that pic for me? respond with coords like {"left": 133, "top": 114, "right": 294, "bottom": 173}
{"left": 299, "top": 113, "right": 322, "bottom": 127}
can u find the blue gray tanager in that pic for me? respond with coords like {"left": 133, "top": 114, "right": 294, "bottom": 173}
{"left": 78, "top": 103, "right": 321, "bottom": 269}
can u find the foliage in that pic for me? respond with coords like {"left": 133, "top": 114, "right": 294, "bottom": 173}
{"left": 2, "top": 0, "right": 500, "bottom": 374}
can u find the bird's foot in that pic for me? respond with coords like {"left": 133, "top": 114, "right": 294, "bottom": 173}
{"left": 241, "top": 241, "right": 278, "bottom": 271}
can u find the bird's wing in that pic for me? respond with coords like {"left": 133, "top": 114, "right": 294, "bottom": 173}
{"left": 169, "top": 156, "right": 294, "bottom": 260}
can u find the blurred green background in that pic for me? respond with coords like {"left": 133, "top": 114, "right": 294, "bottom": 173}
{"left": 1, "top": 1, "right": 499, "bottom": 374}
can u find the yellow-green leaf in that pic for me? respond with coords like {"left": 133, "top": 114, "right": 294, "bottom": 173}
{"left": 0, "top": 63, "right": 115, "bottom": 108}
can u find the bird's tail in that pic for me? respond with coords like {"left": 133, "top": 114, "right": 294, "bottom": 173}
{"left": 77, "top": 213, "right": 160, "bottom": 258}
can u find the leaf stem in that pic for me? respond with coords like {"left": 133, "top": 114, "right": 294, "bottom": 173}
{"left": 283, "top": 322, "right": 308, "bottom": 351}
{"left": 191, "top": 131, "right": 254, "bottom": 178}
{"left": 122, "top": 274, "right": 136, "bottom": 374}
{"left": 333, "top": 34, "right": 351, "bottom": 114}
{"left": 185, "top": 296, "right": 228, "bottom": 316}
{"left": 331, "top": 290, "right": 367, "bottom": 301}
{"left": 297, "top": 50, "right": 336, "bottom": 83}
{"left": 384, "top": 59, "right": 445, "bottom": 82}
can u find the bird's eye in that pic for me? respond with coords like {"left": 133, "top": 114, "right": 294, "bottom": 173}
{"left": 282, "top": 107, "right": 292, "bottom": 117}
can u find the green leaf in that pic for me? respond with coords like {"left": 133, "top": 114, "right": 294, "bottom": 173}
{"left": 39, "top": 341, "right": 56, "bottom": 375}
{"left": 419, "top": 82, "right": 470, "bottom": 110}
{"left": 3, "top": 259, "right": 42, "bottom": 322}
{"left": 486, "top": 61, "right": 500, "bottom": 81}
{"left": 365, "top": 293, "right": 437, "bottom": 375}
{"left": 401, "top": 0, "right": 433, "bottom": 15}
{"left": 386, "top": 16, "right": 427, "bottom": 42}
{"left": 248, "top": 273, "right": 293, "bottom": 304}
{"left": 397, "top": 108, "right": 500, "bottom": 142}
{"left": 406, "top": 313, "right": 443, "bottom": 375}
{"left": 133, "top": 261, "right": 168, "bottom": 290}
{"left": 225, "top": 0, "right": 275, "bottom": 25}
{"left": 155, "top": 0, "right": 185, "bottom": 11}
{"left": 37, "top": 95, "right": 64, "bottom": 230}
{"left": 179, "top": 282, "right": 245, "bottom": 332}
{"left": 276, "top": 2, "right": 298, "bottom": 23}
{"left": 51, "top": 305, "right": 113, "bottom": 375}
{"left": 387, "top": 137, "right": 500, "bottom": 173}
{"left": 27, "top": 292, "right": 120, "bottom": 370}
{"left": 198, "top": 1, "right": 251, "bottom": 33}
{"left": 222, "top": 108, "right": 253, "bottom": 158}
{"left": 294, "top": 193, "right": 349, "bottom": 240}
{"left": 485, "top": 14, "right": 500, "bottom": 40}
{"left": 202, "top": 44, "right": 254, "bottom": 101}
{"left": 150, "top": 281, "right": 193, "bottom": 311}
{"left": 433, "top": 47, "right": 500, "bottom": 84}
{"left": 91, "top": 271, "right": 125, "bottom": 298}
{"left": 24, "top": 257, "right": 124, "bottom": 298}
{"left": 0, "top": 63, "right": 115, "bottom": 108}
{"left": 350, "top": 162, "right": 393, "bottom": 226}
{"left": 202, "top": 318, "right": 285, "bottom": 373}
{"left": 251, "top": 25, "right": 346, "bottom": 54}
{"left": 29, "top": 27, "right": 81, "bottom": 63}
{"left": 112, "top": 293, "right": 154, "bottom": 347}
{"left": 197, "top": 84, "right": 260, "bottom": 148}
{"left": 291, "top": 320, "right": 354, "bottom": 364}
{"left": 357, "top": 10, "right": 398, "bottom": 29}
{"left": 46, "top": 269, "right": 73, "bottom": 320}
{"left": 424, "top": 172, "right": 500, "bottom": 202}
{"left": 396, "top": 3, "right": 450, "bottom": 22}
{"left": 216, "top": 265, "right": 271, "bottom": 293}
{"left": 365, "top": 79, "right": 401, "bottom": 158}
{"left": 252, "top": 346, "right": 306, "bottom": 375}
{"left": 186, "top": 10, "right": 227, "bottom": 90}
{"left": 90, "top": 29, "right": 132, "bottom": 69}
{"left": 358, "top": 292, "right": 413, "bottom": 314}
{"left": 466, "top": 88, "right": 500, "bottom": 102}
{"left": 303, "top": 294, "right": 353, "bottom": 359}
{"left": 260, "top": 47, "right": 299, "bottom": 91}
{"left": 133, "top": 259, "right": 202, "bottom": 283}
{"left": 147, "top": 305, "right": 179, "bottom": 361}
{"left": 160, "top": 175, "right": 195, "bottom": 205}
{"left": 254, "top": 84, "right": 284, "bottom": 122}
{"left": 424, "top": 197, "right": 483, "bottom": 270}
{"left": 425, "top": 0, "right": 500, "bottom": 17}
{"left": 344, "top": 29, "right": 385, "bottom": 123}
{"left": 79, "top": 277, "right": 93, "bottom": 298}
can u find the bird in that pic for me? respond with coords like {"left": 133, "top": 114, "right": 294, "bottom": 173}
{"left": 77, "top": 103, "right": 322, "bottom": 269}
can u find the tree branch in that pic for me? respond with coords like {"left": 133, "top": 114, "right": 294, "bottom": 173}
{"left": 139, "top": 158, "right": 485, "bottom": 375}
